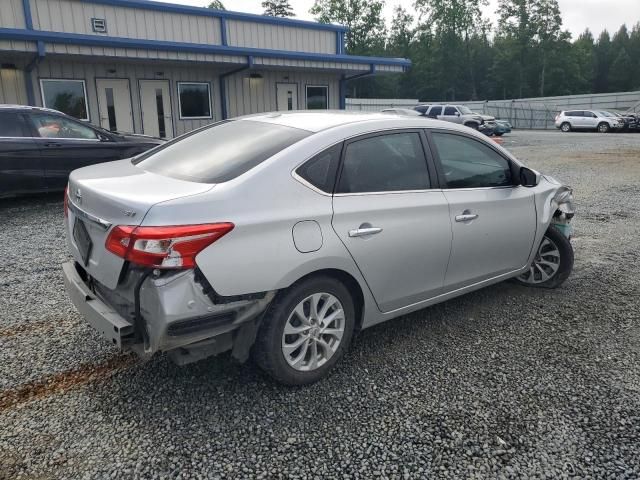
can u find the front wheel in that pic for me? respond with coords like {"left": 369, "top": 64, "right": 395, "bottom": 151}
{"left": 515, "top": 225, "right": 574, "bottom": 289}
{"left": 253, "top": 276, "right": 355, "bottom": 385}
{"left": 597, "top": 122, "right": 610, "bottom": 133}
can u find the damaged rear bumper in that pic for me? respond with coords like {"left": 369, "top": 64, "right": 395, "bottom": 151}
{"left": 62, "top": 260, "right": 275, "bottom": 364}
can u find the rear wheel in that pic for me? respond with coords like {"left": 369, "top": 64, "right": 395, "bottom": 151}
{"left": 597, "top": 122, "right": 610, "bottom": 133}
{"left": 253, "top": 276, "right": 355, "bottom": 385}
{"left": 560, "top": 122, "right": 571, "bottom": 132}
{"left": 515, "top": 225, "right": 573, "bottom": 289}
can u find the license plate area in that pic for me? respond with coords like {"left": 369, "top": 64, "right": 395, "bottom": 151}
{"left": 73, "top": 218, "right": 93, "bottom": 266}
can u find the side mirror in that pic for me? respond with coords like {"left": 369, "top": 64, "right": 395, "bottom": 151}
{"left": 98, "top": 133, "right": 112, "bottom": 142}
{"left": 520, "top": 166, "right": 540, "bottom": 187}
{"left": 455, "top": 112, "right": 461, "bottom": 116}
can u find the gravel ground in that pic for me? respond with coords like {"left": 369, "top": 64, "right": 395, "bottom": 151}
{"left": 1, "top": 130, "right": 639, "bottom": 479}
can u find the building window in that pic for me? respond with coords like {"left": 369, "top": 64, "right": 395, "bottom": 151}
{"left": 40, "top": 79, "right": 89, "bottom": 121}
{"left": 177, "top": 82, "right": 212, "bottom": 119}
{"left": 306, "top": 85, "right": 328, "bottom": 110}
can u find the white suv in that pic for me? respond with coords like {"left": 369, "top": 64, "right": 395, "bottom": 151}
{"left": 555, "top": 110, "right": 624, "bottom": 133}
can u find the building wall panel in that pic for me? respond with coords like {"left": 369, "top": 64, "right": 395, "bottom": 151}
{"left": 227, "top": 20, "right": 335, "bottom": 54}
{"left": 0, "top": 0, "right": 27, "bottom": 29}
{"left": 30, "top": 0, "right": 222, "bottom": 45}
{"left": 0, "top": 67, "right": 28, "bottom": 104}
{"left": 225, "top": 69, "right": 339, "bottom": 118}
{"left": 30, "top": 58, "right": 225, "bottom": 135}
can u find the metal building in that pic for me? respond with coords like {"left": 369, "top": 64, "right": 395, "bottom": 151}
{"left": 0, "top": 0, "right": 409, "bottom": 138}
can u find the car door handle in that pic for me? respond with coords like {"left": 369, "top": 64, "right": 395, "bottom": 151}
{"left": 349, "top": 227, "right": 383, "bottom": 238}
{"left": 44, "top": 143, "right": 63, "bottom": 148}
{"left": 455, "top": 213, "right": 478, "bottom": 222}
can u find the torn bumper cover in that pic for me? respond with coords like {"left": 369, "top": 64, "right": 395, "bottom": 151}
{"left": 551, "top": 186, "right": 575, "bottom": 239}
{"left": 62, "top": 261, "right": 275, "bottom": 364}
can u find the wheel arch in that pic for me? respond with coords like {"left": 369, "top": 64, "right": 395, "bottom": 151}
{"left": 283, "top": 268, "right": 366, "bottom": 332}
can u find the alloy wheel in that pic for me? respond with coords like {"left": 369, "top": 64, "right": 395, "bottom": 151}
{"left": 281, "top": 293, "right": 345, "bottom": 371}
{"left": 518, "top": 236, "right": 561, "bottom": 284}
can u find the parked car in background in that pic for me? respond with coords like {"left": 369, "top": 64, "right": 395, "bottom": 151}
{"left": 0, "top": 105, "right": 164, "bottom": 198}
{"left": 63, "top": 112, "right": 575, "bottom": 385}
{"left": 414, "top": 104, "right": 499, "bottom": 134}
{"left": 610, "top": 111, "right": 638, "bottom": 132}
{"left": 381, "top": 108, "right": 422, "bottom": 117}
{"left": 494, "top": 119, "right": 512, "bottom": 135}
{"left": 555, "top": 110, "right": 624, "bottom": 133}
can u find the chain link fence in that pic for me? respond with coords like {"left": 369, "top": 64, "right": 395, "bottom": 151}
{"left": 346, "top": 91, "right": 640, "bottom": 129}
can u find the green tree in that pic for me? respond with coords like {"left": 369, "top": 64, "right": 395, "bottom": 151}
{"left": 496, "top": 0, "right": 535, "bottom": 97}
{"left": 414, "top": 0, "right": 489, "bottom": 100}
{"left": 531, "top": 0, "right": 563, "bottom": 96}
{"left": 310, "top": 0, "right": 386, "bottom": 56}
{"left": 608, "top": 47, "right": 634, "bottom": 91}
{"left": 572, "top": 29, "right": 596, "bottom": 94}
{"left": 594, "top": 30, "right": 612, "bottom": 92}
{"left": 206, "top": 1, "right": 225, "bottom": 10}
{"left": 262, "top": 0, "right": 295, "bottom": 17}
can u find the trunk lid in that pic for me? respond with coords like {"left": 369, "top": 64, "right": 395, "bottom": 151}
{"left": 66, "top": 159, "right": 214, "bottom": 289}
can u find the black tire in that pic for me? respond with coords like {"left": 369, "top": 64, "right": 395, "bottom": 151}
{"left": 494, "top": 132, "right": 504, "bottom": 137}
{"left": 515, "top": 225, "right": 574, "bottom": 289}
{"left": 253, "top": 276, "right": 355, "bottom": 385}
{"left": 597, "top": 122, "right": 610, "bottom": 133}
{"left": 464, "top": 122, "right": 480, "bottom": 130}
{"left": 560, "top": 122, "right": 571, "bottom": 132}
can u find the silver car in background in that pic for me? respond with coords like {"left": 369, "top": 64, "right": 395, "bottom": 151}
{"left": 63, "top": 112, "right": 575, "bottom": 385}
{"left": 555, "top": 110, "right": 624, "bottom": 133}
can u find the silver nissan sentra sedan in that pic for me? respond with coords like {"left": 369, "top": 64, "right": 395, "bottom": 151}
{"left": 62, "top": 112, "right": 575, "bottom": 385}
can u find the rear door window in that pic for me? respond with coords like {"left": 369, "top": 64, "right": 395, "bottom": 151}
{"left": 0, "top": 112, "right": 31, "bottom": 137}
{"left": 428, "top": 106, "right": 442, "bottom": 117}
{"left": 443, "top": 106, "right": 458, "bottom": 115}
{"left": 336, "top": 132, "right": 430, "bottom": 194}
{"left": 134, "top": 120, "right": 310, "bottom": 183}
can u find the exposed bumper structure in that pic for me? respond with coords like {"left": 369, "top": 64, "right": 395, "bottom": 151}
{"left": 62, "top": 261, "right": 275, "bottom": 364}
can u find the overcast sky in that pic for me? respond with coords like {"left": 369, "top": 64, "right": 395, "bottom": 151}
{"left": 164, "top": 0, "right": 639, "bottom": 38}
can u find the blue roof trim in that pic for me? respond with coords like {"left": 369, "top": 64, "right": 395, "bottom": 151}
{"left": 0, "top": 28, "right": 412, "bottom": 67}
{"left": 81, "top": 0, "right": 348, "bottom": 32}
{"left": 22, "top": 0, "right": 33, "bottom": 29}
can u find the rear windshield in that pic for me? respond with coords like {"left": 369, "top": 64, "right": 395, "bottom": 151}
{"left": 132, "top": 120, "right": 310, "bottom": 183}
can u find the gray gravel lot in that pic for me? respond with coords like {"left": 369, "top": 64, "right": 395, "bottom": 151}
{"left": 1, "top": 130, "right": 639, "bottom": 479}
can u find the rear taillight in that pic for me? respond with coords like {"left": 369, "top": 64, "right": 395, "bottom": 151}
{"left": 105, "top": 223, "right": 234, "bottom": 269}
{"left": 64, "top": 185, "right": 69, "bottom": 218}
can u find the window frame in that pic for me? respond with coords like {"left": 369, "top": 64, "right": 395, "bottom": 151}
{"left": 424, "top": 129, "right": 520, "bottom": 191}
{"left": 177, "top": 81, "right": 213, "bottom": 120}
{"left": 305, "top": 84, "right": 329, "bottom": 110}
{"left": 39, "top": 79, "right": 90, "bottom": 121}
{"left": 334, "top": 128, "right": 437, "bottom": 196}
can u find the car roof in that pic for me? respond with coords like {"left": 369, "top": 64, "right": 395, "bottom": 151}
{"left": 0, "top": 104, "right": 65, "bottom": 115}
{"left": 241, "top": 110, "right": 446, "bottom": 133}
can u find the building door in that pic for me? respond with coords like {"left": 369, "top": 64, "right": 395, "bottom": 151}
{"left": 276, "top": 83, "right": 298, "bottom": 111}
{"left": 139, "top": 80, "right": 173, "bottom": 139}
{"left": 96, "top": 79, "right": 134, "bottom": 134}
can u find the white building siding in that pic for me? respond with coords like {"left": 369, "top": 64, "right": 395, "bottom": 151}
{"left": 0, "top": 67, "right": 28, "bottom": 104}
{"left": 45, "top": 42, "right": 244, "bottom": 64}
{"left": 30, "top": 59, "right": 224, "bottom": 136}
{"left": 0, "top": 0, "right": 27, "bottom": 29}
{"left": 0, "top": 40, "right": 37, "bottom": 54}
{"left": 225, "top": 70, "right": 339, "bottom": 118}
{"left": 227, "top": 20, "right": 335, "bottom": 54}
{"left": 30, "top": 0, "right": 222, "bottom": 45}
